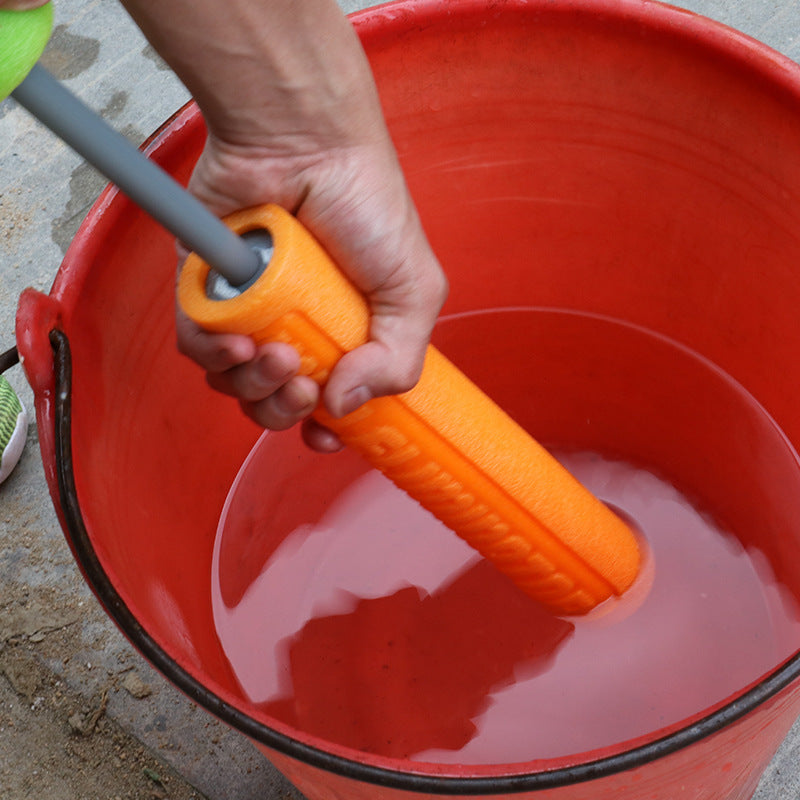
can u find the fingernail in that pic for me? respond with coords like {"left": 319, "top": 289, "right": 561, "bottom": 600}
{"left": 339, "top": 385, "right": 372, "bottom": 417}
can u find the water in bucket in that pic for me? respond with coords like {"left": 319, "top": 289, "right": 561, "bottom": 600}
{"left": 211, "top": 308, "right": 800, "bottom": 764}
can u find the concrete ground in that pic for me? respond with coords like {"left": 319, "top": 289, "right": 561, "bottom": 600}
{"left": 2, "top": 1, "right": 800, "bottom": 799}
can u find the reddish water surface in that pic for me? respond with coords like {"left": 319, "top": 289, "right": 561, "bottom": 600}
{"left": 212, "top": 309, "right": 800, "bottom": 764}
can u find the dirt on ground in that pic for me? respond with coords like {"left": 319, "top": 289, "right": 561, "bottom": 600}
{"left": 0, "top": 635, "right": 204, "bottom": 800}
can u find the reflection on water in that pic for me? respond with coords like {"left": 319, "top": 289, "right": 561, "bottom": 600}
{"left": 263, "top": 559, "right": 573, "bottom": 758}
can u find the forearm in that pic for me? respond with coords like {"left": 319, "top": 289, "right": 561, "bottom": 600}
{"left": 119, "top": 0, "right": 386, "bottom": 150}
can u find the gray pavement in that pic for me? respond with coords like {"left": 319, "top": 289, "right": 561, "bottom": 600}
{"left": 2, "top": 1, "right": 800, "bottom": 799}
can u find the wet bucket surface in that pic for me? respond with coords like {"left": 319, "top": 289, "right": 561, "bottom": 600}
{"left": 15, "top": 0, "right": 800, "bottom": 798}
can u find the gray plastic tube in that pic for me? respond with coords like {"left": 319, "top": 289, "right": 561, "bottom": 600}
{"left": 12, "top": 64, "right": 261, "bottom": 287}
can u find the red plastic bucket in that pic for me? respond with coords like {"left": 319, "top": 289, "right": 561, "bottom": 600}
{"left": 15, "top": 0, "right": 800, "bottom": 797}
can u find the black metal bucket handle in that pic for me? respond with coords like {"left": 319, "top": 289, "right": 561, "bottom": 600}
{"left": 0, "top": 346, "right": 20, "bottom": 374}
{"left": 6, "top": 327, "right": 800, "bottom": 796}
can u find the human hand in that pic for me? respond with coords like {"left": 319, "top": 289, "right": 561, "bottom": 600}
{"left": 121, "top": 0, "right": 448, "bottom": 452}
{"left": 178, "top": 134, "right": 448, "bottom": 453}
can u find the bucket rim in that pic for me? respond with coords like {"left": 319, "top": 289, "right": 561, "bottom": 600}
{"left": 42, "top": 0, "right": 800, "bottom": 792}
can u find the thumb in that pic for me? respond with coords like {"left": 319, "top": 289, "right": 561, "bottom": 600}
{"left": 322, "top": 280, "right": 446, "bottom": 419}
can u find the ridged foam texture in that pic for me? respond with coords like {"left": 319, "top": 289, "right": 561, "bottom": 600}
{"left": 178, "top": 204, "right": 642, "bottom": 615}
{"left": 0, "top": 3, "right": 53, "bottom": 101}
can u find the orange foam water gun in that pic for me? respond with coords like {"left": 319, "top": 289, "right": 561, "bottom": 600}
{"left": 178, "top": 205, "right": 641, "bottom": 615}
{"left": 5, "top": 4, "right": 640, "bottom": 614}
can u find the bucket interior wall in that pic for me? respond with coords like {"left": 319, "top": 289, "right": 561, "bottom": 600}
{"left": 44, "top": 0, "right": 800, "bottom": 781}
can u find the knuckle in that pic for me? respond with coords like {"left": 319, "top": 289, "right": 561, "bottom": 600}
{"left": 431, "top": 269, "right": 450, "bottom": 308}
{"left": 389, "top": 358, "right": 424, "bottom": 395}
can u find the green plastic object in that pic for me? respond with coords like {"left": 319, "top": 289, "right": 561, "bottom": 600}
{"left": 0, "top": 3, "right": 54, "bottom": 101}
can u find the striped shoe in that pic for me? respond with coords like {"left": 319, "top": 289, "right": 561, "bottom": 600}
{"left": 0, "top": 376, "right": 28, "bottom": 485}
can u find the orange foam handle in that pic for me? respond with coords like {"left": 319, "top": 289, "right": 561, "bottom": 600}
{"left": 178, "top": 204, "right": 641, "bottom": 615}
